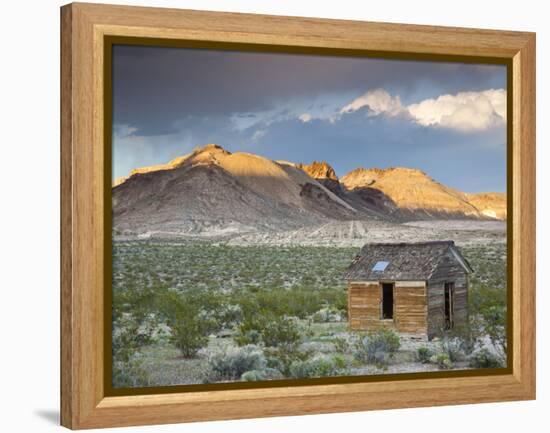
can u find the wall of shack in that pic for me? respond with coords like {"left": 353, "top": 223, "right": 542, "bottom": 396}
{"left": 348, "top": 281, "right": 428, "bottom": 335}
{"left": 426, "top": 250, "right": 469, "bottom": 338}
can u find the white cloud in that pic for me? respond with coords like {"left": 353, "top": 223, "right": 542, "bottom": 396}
{"left": 340, "top": 89, "right": 405, "bottom": 117}
{"left": 230, "top": 88, "right": 506, "bottom": 135}
{"left": 340, "top": 88, "right": 506, "bottom": 132}
{"left": 251, "top": 129, "right": 267, "bottom": 141}
{"left": 298, "top": 113, "right": 312, "bottom": 123}
{"left": 114, "top": 124, "right": 139, "bottom": 138}
{"left": 482, "top": 88, "right": 507, "bottom": 120}
{"left": 407, "top": 89, "right": 506, "bottom": 131}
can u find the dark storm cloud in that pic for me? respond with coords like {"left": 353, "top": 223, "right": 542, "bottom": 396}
{"left": 112, "top": 45, "right": 507, "bottom": 192}
{"left": 113, "top": 106, "right": 506, "bottom": 192}
{"left": 246, "top": 109, "right": 506, "bottom": 192}
{"left": 113, "top": 45, "right": 505, "bottom": 136}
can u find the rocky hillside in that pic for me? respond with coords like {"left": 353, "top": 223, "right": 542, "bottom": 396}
{"left": 466, "top": 192, "right": 507, "bottom": 219}
{"left": 113, "top": 144, "right": 506, "bottom": 239}
{"left": 297, "top": 161, "right": 342, "bottom": 196}
{"left": 341, "top": 167, "right": 506, "bottom": 220}
{"left": 113, "top": 144, "right": 358, "bottom": 237}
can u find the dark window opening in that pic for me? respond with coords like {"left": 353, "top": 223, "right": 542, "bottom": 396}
{"left": 444, "top": 282, "right": 455, "bottom": 329}
{"left": 381, "top": 283, "right": 394, "bottom": 320}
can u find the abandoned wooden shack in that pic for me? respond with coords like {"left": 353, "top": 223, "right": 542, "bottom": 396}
{"left": 343, "top": 241, "right": 473, "bottom": 339}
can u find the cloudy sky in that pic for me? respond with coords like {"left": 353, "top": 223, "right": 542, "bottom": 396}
{"left": 112, "top": 45, "right": 507, "bottom": 192}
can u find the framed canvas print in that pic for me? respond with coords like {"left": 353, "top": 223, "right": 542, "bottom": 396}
{"left": 60, "top": 2, "right": 536, "bottom": 429}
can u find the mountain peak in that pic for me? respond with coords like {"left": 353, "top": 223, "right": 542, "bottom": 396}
{"left": 342, "top": 166, "right": 432, "bottom": 189}
{"left": 191, "top": 143, "right": 231, "bottom": 158}
{"left": 113, "top": 144, "right": 230, "bottom": 187}
{"left": 186, "top": 143, "right": 231, "bottom": 165}
{"left": 346, "top": 166, "right": 427, "bottom": 178}
{"left": 195, "top": 143, "right": 229, "bottom": 153}
{"left": 298, "top": 161, "right": 338, "bottom": 181}
{"left": 297, "top": 161, "right": 342, "bottom": 196}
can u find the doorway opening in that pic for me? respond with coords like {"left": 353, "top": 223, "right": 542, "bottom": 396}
{"left": 381, "top": 282, "right": 394, "bottom": 320}
{"left": 444, "top": 282, "right": 455, "bottom": 329}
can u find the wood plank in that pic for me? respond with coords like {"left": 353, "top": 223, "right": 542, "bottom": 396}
{"left": 60, "top": 4, "right": 73, "bottom": 428}
{"left": 512, "top": 33, "right": 536, "bottom": 391}
{"left": 76, "top": 2, "right": 532, "bottom": 58}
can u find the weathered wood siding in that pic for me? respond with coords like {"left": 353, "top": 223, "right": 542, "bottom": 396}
{"left": 348, "top": 282, "right": 380, "bottom": 331}
{"left": 427, "top": 250, "right": 469, "bottom": 338}
{"left": 348, "top": 281, "right": 427, "bottom": 335}
{"left": 394, "top": 282, "right": 428, "bottom": 334}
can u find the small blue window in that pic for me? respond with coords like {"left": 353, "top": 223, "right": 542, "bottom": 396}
{"left": 372, "top": 261, "right": 389, "bottom": 271}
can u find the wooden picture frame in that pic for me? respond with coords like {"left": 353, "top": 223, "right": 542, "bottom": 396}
{"left": 60, "top": 2, "right": 536, "bottom": 429}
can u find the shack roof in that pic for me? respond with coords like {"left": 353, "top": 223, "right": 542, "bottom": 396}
{"left": 343, "top": 240, "right": 473, "bottom": 281}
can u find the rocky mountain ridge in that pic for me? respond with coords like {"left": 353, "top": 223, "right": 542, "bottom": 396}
{"left": 112, "top": 144, "right": 506, "bottom": 239}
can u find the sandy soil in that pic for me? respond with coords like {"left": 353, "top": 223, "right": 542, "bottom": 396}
{"left": 227, "top": 219, "right": 506, "bottom": 247}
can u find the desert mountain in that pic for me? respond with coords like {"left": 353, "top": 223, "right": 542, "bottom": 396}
{"left": 113, "top": 144, "right": 360, "bottom": 237}
{"left": 113, "top": 144, "right": 506, "bottom": 239}
{"left": 466, "top": 192, "right": 507, "bottom": 220}
{"left": 340, "top": 167, "right": 500, "bottom": 220}
{"left": 297, "top": 161, "right": 343, "bottom": 196}
{"left": 113, "top": 153, "right": 191, "bottom": 187}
